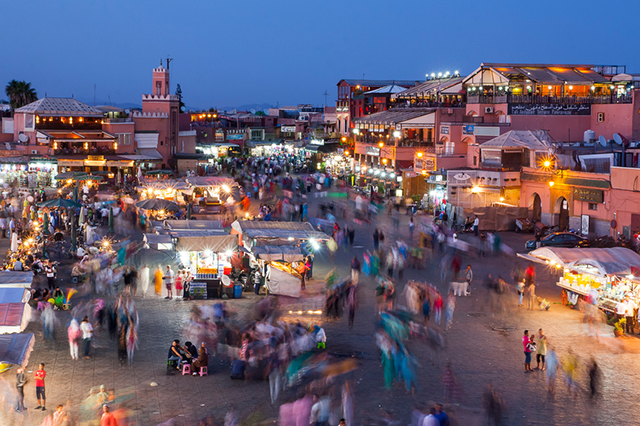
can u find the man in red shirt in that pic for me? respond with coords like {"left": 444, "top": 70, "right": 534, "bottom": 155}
{"left": 100, "top": 404, "right": 118, "bottom": 426}
{"left": 34, "top": 363, "right": 46, "bottom": 411}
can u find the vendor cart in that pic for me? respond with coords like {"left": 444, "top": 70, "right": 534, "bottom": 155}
{"left": 515, "top": 218, "right": 534, "bottom": 233}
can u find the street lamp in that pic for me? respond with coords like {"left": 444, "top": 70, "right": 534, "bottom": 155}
{"left": 548, "top": 181, "right": 555, "bottom": 187}
{"left": 344, "top": 150, "right": 350, "bottom": 156}
{"left": 382, "top": 158, "right": 388, "bottom": 165}
{"left": 378, "top": 142, "right": 384, "bottom": 148}
{"left": 417, "top": 152, "right": 423, "bottom": 158}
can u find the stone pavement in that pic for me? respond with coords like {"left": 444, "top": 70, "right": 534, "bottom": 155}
{"left": 2, "top": 187, "right": 640, "bottom": 425}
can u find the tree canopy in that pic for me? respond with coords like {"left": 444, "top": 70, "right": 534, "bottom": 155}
{"left": 5, "top": 80, "right": 38, "bottom": 110}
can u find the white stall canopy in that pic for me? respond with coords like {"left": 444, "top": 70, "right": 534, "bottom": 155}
{"left": 518, "top": 247, "right": 640, "bottom": 277}
{"left": 0, "top": 271, "right": 33, "bottom": 288}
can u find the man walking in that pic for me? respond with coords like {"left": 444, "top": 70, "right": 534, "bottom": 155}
{"left": 164, "top": 265, "right": 175, "bottom": 299}
{"left": 81, "top": 316, "right": 94, "bottom": 359}
{"left": 100, "top": 404, "right": 118, "bottom": 426}
{"left": 34, "top": 363, "right": 46, "bottom": 411}
{"left": 350, "top": 256, "right": 361, "bottom": 285}
{"left": 15, "top": 366, "right": 27, "bottom": 412}
{"left": 473, "top": 215, "right": 479, "bottom": 236}
{"left": 464, "top": 265, "right": 473, "bottom": 296}
{"left": 45, "top": 261, "right": 56, "bottom": 291}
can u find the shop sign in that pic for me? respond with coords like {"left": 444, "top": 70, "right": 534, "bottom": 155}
{"left": 405, "top": 171, "right": 417, "bottom": 178}
{"left": 574, "top": 188, "right": 603, "bottom": 203}
{"left": 453, "top": 172, "right": 471, "bottom": 181}
{"left": 440, "top": 126, "right": 450, "bottom": 135}
{"left": 462, "top": 125, "right": 475, "bottom": 135}
{"left": 365, "top": 146, "right": 380, "bottom": 156}
{"left": 227, "top": 134, "right": 244, "bottom": 140}
{"left": 29, "top": 157, "right": 56, "bottom": 164}
{"left": 281, "top": 126, "right": 296, "bottom": 133}
{"left": 215, "top": 131, "right": 224, "bottom": 141}
{"left": 87, "top": 155, "right": 105, "bottom": 161}
{"left": 508, "top": 103, "right": 591, "bottom": 116}
{"left": 414, "top": 156, "right": 435, "bottom": 172}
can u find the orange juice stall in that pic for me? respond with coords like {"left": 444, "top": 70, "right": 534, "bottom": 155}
{"left": 175, "top": 234, "right": 239, "bottom": 299}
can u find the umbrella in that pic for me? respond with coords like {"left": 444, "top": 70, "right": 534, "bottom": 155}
{"left": 37, "top": 198, "right": 81, "bottom": 209}
{"left": 74, "top": 175, "right": 103, "bottom": 181}
{"left": 135, "top": 198, "right": 179, "bottom": 212}
{"left": 145, "top": 170, "right": 172, "bottom": 176}
{"left": 187, "top": 203, "right": 192, "bottom": 220}
{"left": 43, "top": 213, "right": 49, "bottom": 236}
{"left": 79, "top": 206, "right": 85, "bottom": 224}
{"left": 54, "top": 172, "right": 87, "bottom": 180}
{"left": 108, "top": 207, "right": 114, "bottom": 235}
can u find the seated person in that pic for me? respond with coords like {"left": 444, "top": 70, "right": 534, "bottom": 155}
{"left": 13, "top": 258, "right": 23, "bottom": 271}
{"left": 167, "top": 339, "right": 184, "bottom": 369}
{"left": 76, "top": 246, "right": 86, "bottom": 258}
{"left": 183, "top": 341, "right": 199, "bottom": 363}
{"left": 53, "top": 286, "right": 64, "bottom": 299}
{"left": 191, "top": 342, "right": 209, "bottom": 374}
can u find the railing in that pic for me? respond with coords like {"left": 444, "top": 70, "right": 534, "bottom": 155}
{"left": 467, "top": 95, "right": 508, "bottom": 104}
{"left": 103, "top": 118, "right": 132, "bottom": 123}
{"left": 54, "top": 148, "right": 116, "bottom": 155}
{"left": 469, "top": 93, "right": 634, "bottom": 105}
{"left": 397, "top": 139, "right": 434, "bottom": 147}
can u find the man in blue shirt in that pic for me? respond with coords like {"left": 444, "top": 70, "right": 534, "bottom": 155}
{"left": 433, "top": 404, "right": 450, "bottom": 426}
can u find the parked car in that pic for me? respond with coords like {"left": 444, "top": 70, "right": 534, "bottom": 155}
{"left": 525, "top": 232, "right": 589, "bottom": 251}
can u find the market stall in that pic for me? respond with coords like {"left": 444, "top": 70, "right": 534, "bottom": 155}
{"left": 176, "top": 234, "right": 239, "bottom": 299}
{"left": 0, "top": 271, "right": 34, "bottom": 289}
{"left": 185, "top": 176, "right": 239, "bottom": 211}
{"left": 0, "top": 333, "right": 35, "bottom": 373}
{"left": 0, "top": 303, "right": 31, "bottom": 334}
{"left": 518, "top": 247, "right": 640, "bottom": 312}
{"left": 253, "top": 245, "right": 308, "bottom": 298}
{"left": 136, "top": 198, "right": 180, "bottom": 221}
{"left": 0, "top": 288, "right": 31, "bottom": 304}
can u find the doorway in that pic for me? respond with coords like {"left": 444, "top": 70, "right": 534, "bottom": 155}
{"left": 530, "top": 193, "right": 541, "bottom": 222}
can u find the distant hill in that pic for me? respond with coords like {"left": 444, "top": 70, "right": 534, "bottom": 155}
{"left": 217, "top": 103, "right": 273, "bottom": 112}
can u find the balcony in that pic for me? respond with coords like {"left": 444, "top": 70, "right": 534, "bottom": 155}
{"left": 103, "top": 118, "right": 132, "bottom": 124}
{"left": 468, "top": 93, "right": 633, "bottom": 105}
{"left": 54, "top": 147, "right": 116, "bottom": 156}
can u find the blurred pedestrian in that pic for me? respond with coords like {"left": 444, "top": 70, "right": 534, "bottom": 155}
{"left": 482, "top": 385, "right": 504, "bottom": 426}
{"left": 15, "top": 366, "right": 27, "bottom": 412}
{"left": 100, "top": 404, "right": 118, "bottom": 426}
{"left": 164, "top": 265, "right": 175, "bottom": 299}
{"left": 588, "top": 358, "right": 600, "bottom": 398}
{"left": 536, "top": 329, "right": 546, "bottom": 371}
{"left": 526, "top": 283, "right": 536, "bottom": 310}
{"left": 81, "top": 316, "right": 94, "bottom": 359}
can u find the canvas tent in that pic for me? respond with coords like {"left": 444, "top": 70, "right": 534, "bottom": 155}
{"left": 0, "top": 288, "right": 30, "bottom": 304}
{"left": 0, "top": 271, "right": 33, "bottom": 288}
{"left": 0, "top": 303, "right": 31, "bottom": 334}
{"left": 231, "top": 220, "right": 330, "bottom": 250}
{"left": 252, "top": 245, "right": 306, "bottom": 262}
{"left": 0, "top": 333, "right": 35, "bottom": 371}
{"left": 174, "top": 234, "right": 238, "bottom": 253}
{"left": 518, "top": 247, "right": 640, "bottom": 277}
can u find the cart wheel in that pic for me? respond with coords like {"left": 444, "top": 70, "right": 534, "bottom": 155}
{"left": 561, "top": 289, "right": 568, "bottom": 306}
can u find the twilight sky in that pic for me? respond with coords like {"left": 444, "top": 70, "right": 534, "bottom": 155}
{"left": 1, "top": 0, "right": 637, "bottom": 110}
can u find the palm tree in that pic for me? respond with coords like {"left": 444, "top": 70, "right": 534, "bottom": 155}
{"left": 5, "top": 80, "right": 38, "bottom": 110}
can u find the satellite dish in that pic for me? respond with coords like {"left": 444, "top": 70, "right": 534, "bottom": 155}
{"left": 18, "top": 134, "right": 28, "bottom": 143}
{"left": 598, "top": 135, "right": 607, "bottom": 147}
{"left": 613, "top": 133, "right": 622, "bottom": 145}
{"left": 250, "top": 109, "right": 256, "bottom": 114}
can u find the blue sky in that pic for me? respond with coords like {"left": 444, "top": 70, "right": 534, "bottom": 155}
{"left": 1, "top": 0, "right": 637, "bottom": 109}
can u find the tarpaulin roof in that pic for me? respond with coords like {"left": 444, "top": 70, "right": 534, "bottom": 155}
{"left": 521, "top": 247, "right": 640, "bottom": 277}
{"left": 354, "top": 108, "right": 435, "bottom": 126}
{"left": 253, "top": 245, "right": 306, "bottom": 262}
{"left": 480, "top": 130, "right": 550, "bottom": 150}
{"left": 186, "top": 176, "right": 238, "bottom": 188}
{"left": 0, "top": 271, "right": 33, "bottom": 287}
{"left": 0, "top": 333, "right": 34, "bottom": 368}
{"left": 364, "top": 84, "right": 408, "bottom": 95}
{"left": 144, "top": 233, "right": 172, "bottom": 246}
{"left": 175, "top": 234, "right": 238, "bottom": 252}
{"left": 393, "top": 77, "right": 464, "bottom": 99}
{"left": 231, "top": 220, "right": 330, "bottom": 241}
{"left": 164, "top": 220, "right": 222, "bottom": 230}
{"left": 0, "top": 288, "right": 30, "bottom": 304}
{"left": 0, "top": 303, "right": 26, "bottom": 326}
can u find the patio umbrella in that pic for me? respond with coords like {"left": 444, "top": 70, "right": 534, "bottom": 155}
{"left": 74, "top": 175, "right": 103, "bottom": 182}
{"left": 38, "top": 198, "right": 81, "bottom": 209}
{"left": 54, "top": 172, "right": 87, "bottom": 180}
{"left": 135, "top": 198, "right": 179, "bottom": 212}
{"left": 79, "top": 206, "right": 85, "bottom": 224}
{"left": 187, "top": 203, "right": 192, "bottom": 220}
{"left": 73, "top": 183, "right": 79, "bottom": 203}
{"left": 108, "top": 207, "right": 114, "bottom": 235}
{"left": 43, "top": 213, "right": 49, "bottom": 236}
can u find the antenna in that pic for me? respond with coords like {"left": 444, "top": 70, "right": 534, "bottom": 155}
{"left": 93, "top": 84, "right": 96, "bottom": 106}
{"left": 323, "top": 91, "right": 328, "bottom": 107}
{"left": 108, "top": 95, "right": 112, "bottom": 106}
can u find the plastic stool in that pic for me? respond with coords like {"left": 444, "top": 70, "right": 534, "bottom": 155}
{"left": 199, "top": 366, "right": 208, "bottom": 377}
{"left": 181, "top": 363, "right": 191, "bottom": 376}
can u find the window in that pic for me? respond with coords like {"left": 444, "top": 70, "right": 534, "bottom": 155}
{"left": 597, "top": 112, "right": 605, "bottom": 122}
{"left": 117, "top": 133, "right": 132, "bottom": 146}
{"left": 588, "top": 203, "right": 598, "bottom": 211}
{"left": 445, "top": 141, "right": 454, "bottom": 155}
{"left": 473, "top": 156, "right": 477, "bottom": 166}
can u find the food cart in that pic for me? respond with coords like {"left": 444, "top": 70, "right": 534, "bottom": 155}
{"left": 175, "top": 233, "right": 239, "bottom": 299}
{"left": 518, "top": 247, "right": 640, "bottom": 313}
